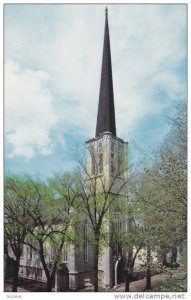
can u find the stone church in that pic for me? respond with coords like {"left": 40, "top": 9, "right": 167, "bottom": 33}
{"left": 7, "top": 8, "right": 129, "bottom": 291}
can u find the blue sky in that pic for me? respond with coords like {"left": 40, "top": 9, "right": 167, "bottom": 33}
{"left": 4, "top": 4, "right": 187, "bottom": 178}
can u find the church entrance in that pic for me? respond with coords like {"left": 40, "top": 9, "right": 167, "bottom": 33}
{"left": 56, "top": 264, "right": 69, "bottom": 291}
{"left": 114, "top": 259, "right": 125, "bottom": 286}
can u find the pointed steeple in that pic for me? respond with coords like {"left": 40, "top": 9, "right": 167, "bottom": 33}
{"left": 95, "top": 8, "right": 116, "bottom": 138}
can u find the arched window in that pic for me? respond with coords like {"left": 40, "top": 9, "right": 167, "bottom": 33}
{"left": 117, "top": 144, "right": 124, "bottom": 176}
{"left": 99, "top": 153, "right": 103, "bottom": 173}
{"left": 20, "top": 247, "right": 23, "bottom": 259}
{"left": 29, "top": 246, "right": 32, "bottom": 260}
{"left": 50, "top": 246, "right": 55, "bottom": 261}
{"left": 111, "top": 142, "right": 115, "bottom": 175}
{"left": 91, "top": 156, "right": 95, "bottom": 175}
{"left": 88, "top": 145, "right": 96, "bottom": 176}
{"left": 84, "top": 222, "right": 88, "bottom": 262}
{"left": 114, "top": 208, "right": 122, "bottom": 257}
{"left": 98, "top": 142, "right": 103, "bottom": 174}
{"left": 63, "top": 243, "right": 67, "bottom": 262}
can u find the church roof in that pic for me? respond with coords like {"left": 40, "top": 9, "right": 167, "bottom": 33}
{"left": 95, "top": 8, "right": 116, "bottom": 138}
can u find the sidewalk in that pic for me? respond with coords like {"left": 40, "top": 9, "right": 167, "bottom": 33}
{"left": 4, "top": 274, "right": 166, "bottom": 292}
{"left": 4, "top": 277, "right": 47, "bottom": 292}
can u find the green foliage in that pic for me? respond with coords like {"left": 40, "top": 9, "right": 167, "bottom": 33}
{"left": 4, "top": 172, "right": 80, "bottom": 290}
{"left": 132, "top": 100, "right": 187, "bottom": 271}
{"left": 4, "top": 100, "right": 187, "bottom": 292}
{"left": 153, "top": 267, "right": 187, "bottom": 292}
{"left": 4, "top": 174, "right": 35, "bottom": 255}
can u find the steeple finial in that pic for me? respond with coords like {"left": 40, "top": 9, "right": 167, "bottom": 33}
{"left": 95, "top": 8, "right": 116, "bottom": 138}
{"left": 105, "top": 6, "right": 108, "bottom": 17}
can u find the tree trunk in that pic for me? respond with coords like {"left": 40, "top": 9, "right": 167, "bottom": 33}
{"left": 94, "top": 243, "right": 99, "bottom": 292}
{"left": 47, "top": 277, "right": 54, "bottom": 292}
{"left": 12, "top": 258, "right": 20, "bottom": 292}
{"left": 124, "top": 269, "right": 130, "bottom": 292}
{"left": 93, "top": 230, "right": 100, "bottom": 292}
{"left": 39, "top": 243, "right": 53, "bottom": 291}
{"left": 145, "top": 247, "right": 151, "bottom": 291}
{"left": 145, "top": 266, "right": 151, "bottom": 290}
{"left": 162, "top": 254, "right": 167, "bottom": 266}
{"left": 124, "top": 252, "right": 135, "bottom": 292}
{"left": 171, "top": 247, "right": 177, "bottom": 265}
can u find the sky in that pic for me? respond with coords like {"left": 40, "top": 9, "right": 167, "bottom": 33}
{"left": 4, "top": 3, "right": 187, "bottom": 178}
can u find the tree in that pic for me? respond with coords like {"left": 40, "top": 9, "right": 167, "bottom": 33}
{"left": 5, "top": 173, "right": 79, "bottom": 292}
{"left": 77, "top": 148, "right": 129, "bottom": 292}
{"left": 133, "top": 101, "right": 187, "bottom": 291}
{"left": 103, "top": 201, "right": 145, "bottom": 292}
{"left": 4, "top": 174, "right": 34, "bottom": 291}
{"left": 147, "top": 101, "right": 186, "bottom": 261}
{"left": 23, "top": 174, "right": 79, "bottom": 292}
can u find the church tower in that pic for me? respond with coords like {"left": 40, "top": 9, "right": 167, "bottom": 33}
{"left": 86, "top": 8, "right": 128, "bottom": 287}
{"left": 86, "top": 8, "right": 128, "bottom": 192}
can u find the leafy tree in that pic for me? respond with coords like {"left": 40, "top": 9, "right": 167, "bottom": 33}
{"left": 5, "top": 173, "right": 79, "bottom": 292}
{"left": 134, "top": 101, "right": 187, "bottom": 291}
{"left": 4, "top": 174, "right": 34, "bottom": 291}
{"left": 103, "top": 200, "right": 145, "bottom": 292}
{"left": 148, "top": 102, "right": 186, "bottom": 261}
{"left": 77, "top": 149, "right": 129, "bottom": 292}
{"left": 159, "top": 267, "right": 187, "bottom": 292}
{"left": 23, "top": 174, "right": 79, "bottom": 292}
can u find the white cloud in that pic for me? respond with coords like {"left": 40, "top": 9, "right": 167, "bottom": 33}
{"left": 5, "top": 60, "right": 58, "bottom": 159}
{"left": 4, "top": 4, "right": 187, "bottom": 157}
{"left": 111, "top": 5, "right": 186, "bottom": 137}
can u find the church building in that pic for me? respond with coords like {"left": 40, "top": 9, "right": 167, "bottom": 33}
{"left": 85, "top": 7, "right": 128, "bottom": 289}
{"left": 6, "top": 8, "right": 129, "bottom": 291}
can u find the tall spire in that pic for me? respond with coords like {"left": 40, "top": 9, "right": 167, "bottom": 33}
{"left": 95, "top": 8, "right": 116, "bottom": 138}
